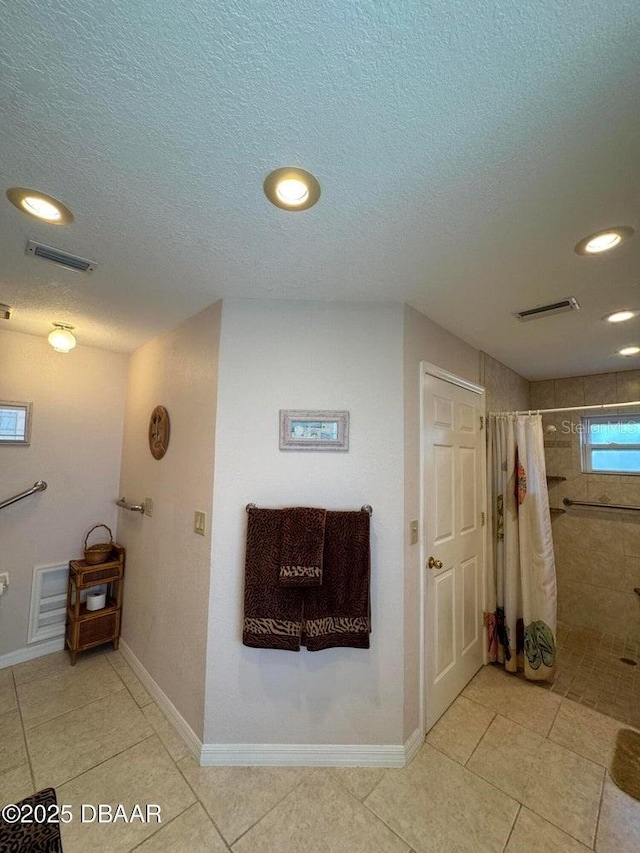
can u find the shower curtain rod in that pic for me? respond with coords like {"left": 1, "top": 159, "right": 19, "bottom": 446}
{"left": 490, "top": 400, "right": 640, "bottom": 417}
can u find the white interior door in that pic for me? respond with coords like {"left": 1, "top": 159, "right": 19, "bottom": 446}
{"left": 423, "top": 367, "right": 485, "bottom": 731}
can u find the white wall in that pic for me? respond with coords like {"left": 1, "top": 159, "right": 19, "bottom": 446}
{"left": 402, "top": 306, "right": 481, "bottom": 740}
{"left": 117, "top": 301, "right": 221, "bottom": 739}
{"left": 0, "top": 330, "right": 128, "bottom": 657}
{"left": 205, "top": 300, "right": 405, "bottom": 746}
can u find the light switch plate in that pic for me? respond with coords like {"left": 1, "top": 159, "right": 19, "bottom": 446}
{"left": 194, "top": 511, "right": 206, "bottom": 536}
{"left": 409, "top": 520, "right": 419, "bottom": 545}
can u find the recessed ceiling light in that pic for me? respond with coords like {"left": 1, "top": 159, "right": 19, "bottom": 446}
{"left": 574, "top": 226, "right": 634, "bottom": 255}
{"left": 264, "top": 168, "right": 320, "bottom": 211}
{"left": 6, "top": 187, "right": 74, "bottom": 225}
{"left": 619, "top": 346, "right": 640, "bottom": 357}
{"left": 605, "top": 310, "right": 638, "bottom": 323}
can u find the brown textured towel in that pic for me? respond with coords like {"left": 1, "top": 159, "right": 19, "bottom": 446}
{"left": 279, "top": 507, "right": 327, "bottom": 586}
{"left": 242, "top": 508, "right": 303, "bottom": 650}
{"left": 303, "top": 510, "right": 371, "bottom": 651}
{"left": 242, "top": 507, "right": 371, "bottom": 651}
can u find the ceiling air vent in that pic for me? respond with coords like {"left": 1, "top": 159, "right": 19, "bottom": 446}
{"left": 514, "top": 297, "right": 580, "bottom": 322}
{"left": 26, "top": 240, "right": 97, "bottom": 273}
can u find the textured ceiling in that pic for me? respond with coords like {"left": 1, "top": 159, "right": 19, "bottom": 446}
{"left": 1, "top": 0, "right": 639, "bottom": 378}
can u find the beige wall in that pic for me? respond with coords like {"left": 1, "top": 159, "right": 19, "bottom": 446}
{"left": 205, "top": 299, "right": 405, "bottom": 747}
{"left": 1, "top": 305, "right": 534, "bottom": 751}
{"left": 118, "top": 301, "right": 222, "bottom": 739}
{"left": 0, "top": 330, "right": 128, "bottom": 658}
{"left": 402, "top": 307, "right": 480, "bottom": 741}
{"left": 531, "top": 370, "right": 640, "bottom": 643}
{"left": 401, "top": 326, "right": 531, "bottom": 740}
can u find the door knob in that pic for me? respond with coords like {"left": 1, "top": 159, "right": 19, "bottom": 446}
{"left": 427, "top": 556, "right": 443, "bottom": 570}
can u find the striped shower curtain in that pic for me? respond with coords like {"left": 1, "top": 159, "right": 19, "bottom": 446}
{"left": 485, "top": 413, "right": 557, "bottom": 681}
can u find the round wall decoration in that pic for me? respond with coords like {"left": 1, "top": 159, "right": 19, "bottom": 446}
{"left": 148, "top": 406, "right": 170, "bottom": 460}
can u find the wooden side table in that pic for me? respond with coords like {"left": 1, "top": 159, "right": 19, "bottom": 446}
{"left": 65, "top": 544, "right": 125, "bottom": 665}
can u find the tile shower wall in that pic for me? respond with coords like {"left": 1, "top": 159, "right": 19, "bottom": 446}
{"left": 480, "top": 352, "right": 530, "bottom": 414}
{"left": 531, "top": 370, "right": 640, "bottom": 644}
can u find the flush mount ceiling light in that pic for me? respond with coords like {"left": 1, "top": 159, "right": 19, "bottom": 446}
{"left": 604, "top": 310, "right": 638, "bottom": 323}
{"left": 48, "top": 323, "right": 76, "bottom": 353}
{"left": 263, "top": 167, "right": 321, "bottom": 211}
{"left": 6, "top": 187, "right": 74, "bottom": 225}
{"left": 574, "top": 226, "right": 634, "bottom": 255}
{"left": 619, "top": 346, "right": 640, "bottom": 357}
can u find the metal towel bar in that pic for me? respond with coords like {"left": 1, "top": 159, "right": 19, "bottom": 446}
{"left": 246, "top": 503, "right": 373, "bottom": 516}
{"left": 0, "top": 480, "right": 47, "bottom": 511}
{"left": 563, "top": 498, "right": 640, "bottom": 513}
{"left": 116, "top": 497, "right": 146, "bottom": 513}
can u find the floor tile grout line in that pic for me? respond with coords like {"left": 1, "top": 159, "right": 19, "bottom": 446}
{"left": 125, "top": 802, "right": 195, "bottom": 853}
{"left": 139, "top": 703, "right": 190, "bottom": 764}
{"left": 359, "top": 782, "right": 423, "bottom": 852}
{"left": 103, "top": 652, "right": 155, "bottom": 711}
{"left": 68, "top": 731, "right": 229, "bottom": 853}
{"left": 230, "top": 768, "right": 410, "bottom": 851}
{"left": 591, "top": 764, "right": 608, "bottom": 851}
{"left": 460, "top": 716, "right": 605, "bottom": 849}
{"left": 325, "top": 765, "right": 387, "bottom": 801}
{"left": 545, "top": 688, "right": 563, "bottom": 738}
{"left": 22, "top": 683, "right": 129, "bottom": 734}
{"left": 57, "top": 735, "right": 194, "bottom": 851}
{"left": 435, "top": 729, "right": 528, "bottom": 810}
{"left": 228, "top": 771, "right": 323, "bottom": 848}
{"left": 500, "top": 802, "right": 521, "bottom": 853}
{"left": 11, "top": 665, "right": 37, "bottom": 797}
{"left": 358, "top": 743, "right": 523, "bottom": 853}
{"left": 172, "top": 753, "right": 225, "bottom": 840}
{"left": 466, "top": 761, "right": 600, "bottom": 849}
{"left": 361, "top": 734, "right": 598, "bottom": 853}
{"left": 52, "top": 733, "right": 158, "bottom": 794}
{"left": 463, "top": 710, "right": 497, "bottom": 768}
{"left": 11, "top": 648, "right": 107, "bottom": 689}
{"left": 135, "top": 730, "right": 233, "bottom": 850}
{"left": 172, "top": 753, "right": 312, "bottom": 848}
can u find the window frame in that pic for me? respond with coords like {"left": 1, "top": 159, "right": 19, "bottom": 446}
{"left": 0, "top": 401, "right": 32, "bottom": 446}
{"left": 580, "top": 413, "right": 640, "bottom": 475}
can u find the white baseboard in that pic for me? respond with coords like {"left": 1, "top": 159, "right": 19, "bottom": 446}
{"left": 403, "top": 725, "right": 425, "bottom": 766}
{"left": 200, "top": 741, "right": 407, "bottom": 767}
{"left": 1, "top": 636, "right": 426, "bottom": 770}
{"left": 118, "top": 638, "right": 203, "bottom": 763}
{"left": 200, "top": 726, "right": 424, "bottom": 768}
{"left": 0, "top": 637, "right": 65, "bottom": 669}
{"left": 122, "top": 638, "right": 418, "bottom": 768}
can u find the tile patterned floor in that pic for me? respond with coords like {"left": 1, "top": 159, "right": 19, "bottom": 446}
{"left": 0, "top": 647, "right": 639, "bottom": 851}
{"left": 544, "top": 622, "right": 640, "bottom": 728}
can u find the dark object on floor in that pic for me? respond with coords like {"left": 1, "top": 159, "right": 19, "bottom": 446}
{"left": 610, "top": 728, "right": 640, "bottom": 801}
{"left": 0, "top": 786, "right": 63, "bottom": 852}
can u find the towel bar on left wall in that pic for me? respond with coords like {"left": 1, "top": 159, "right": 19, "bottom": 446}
{"left": 116, "top": 497, "right": 146, "bottom": 513}
{"left": 0, "top": 480, "right": 47, "bottom": 511}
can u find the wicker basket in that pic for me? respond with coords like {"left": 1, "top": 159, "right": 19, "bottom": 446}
{"left": 83, "top": 524, "right": 114, "bottom": 565}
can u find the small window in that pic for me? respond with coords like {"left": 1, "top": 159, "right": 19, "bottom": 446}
{"left": 0, "top": 401, "right": 32, "bottom": 445}
{"left": 581, "top": 415, "right": 640, "bottom": 474}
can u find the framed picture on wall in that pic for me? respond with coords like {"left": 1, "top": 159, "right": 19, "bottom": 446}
{"left": 279, "top": 410, "right": 349, "bottom": 451}
{"left": 0, "top": 401, "right": 32, "bottom": 445}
